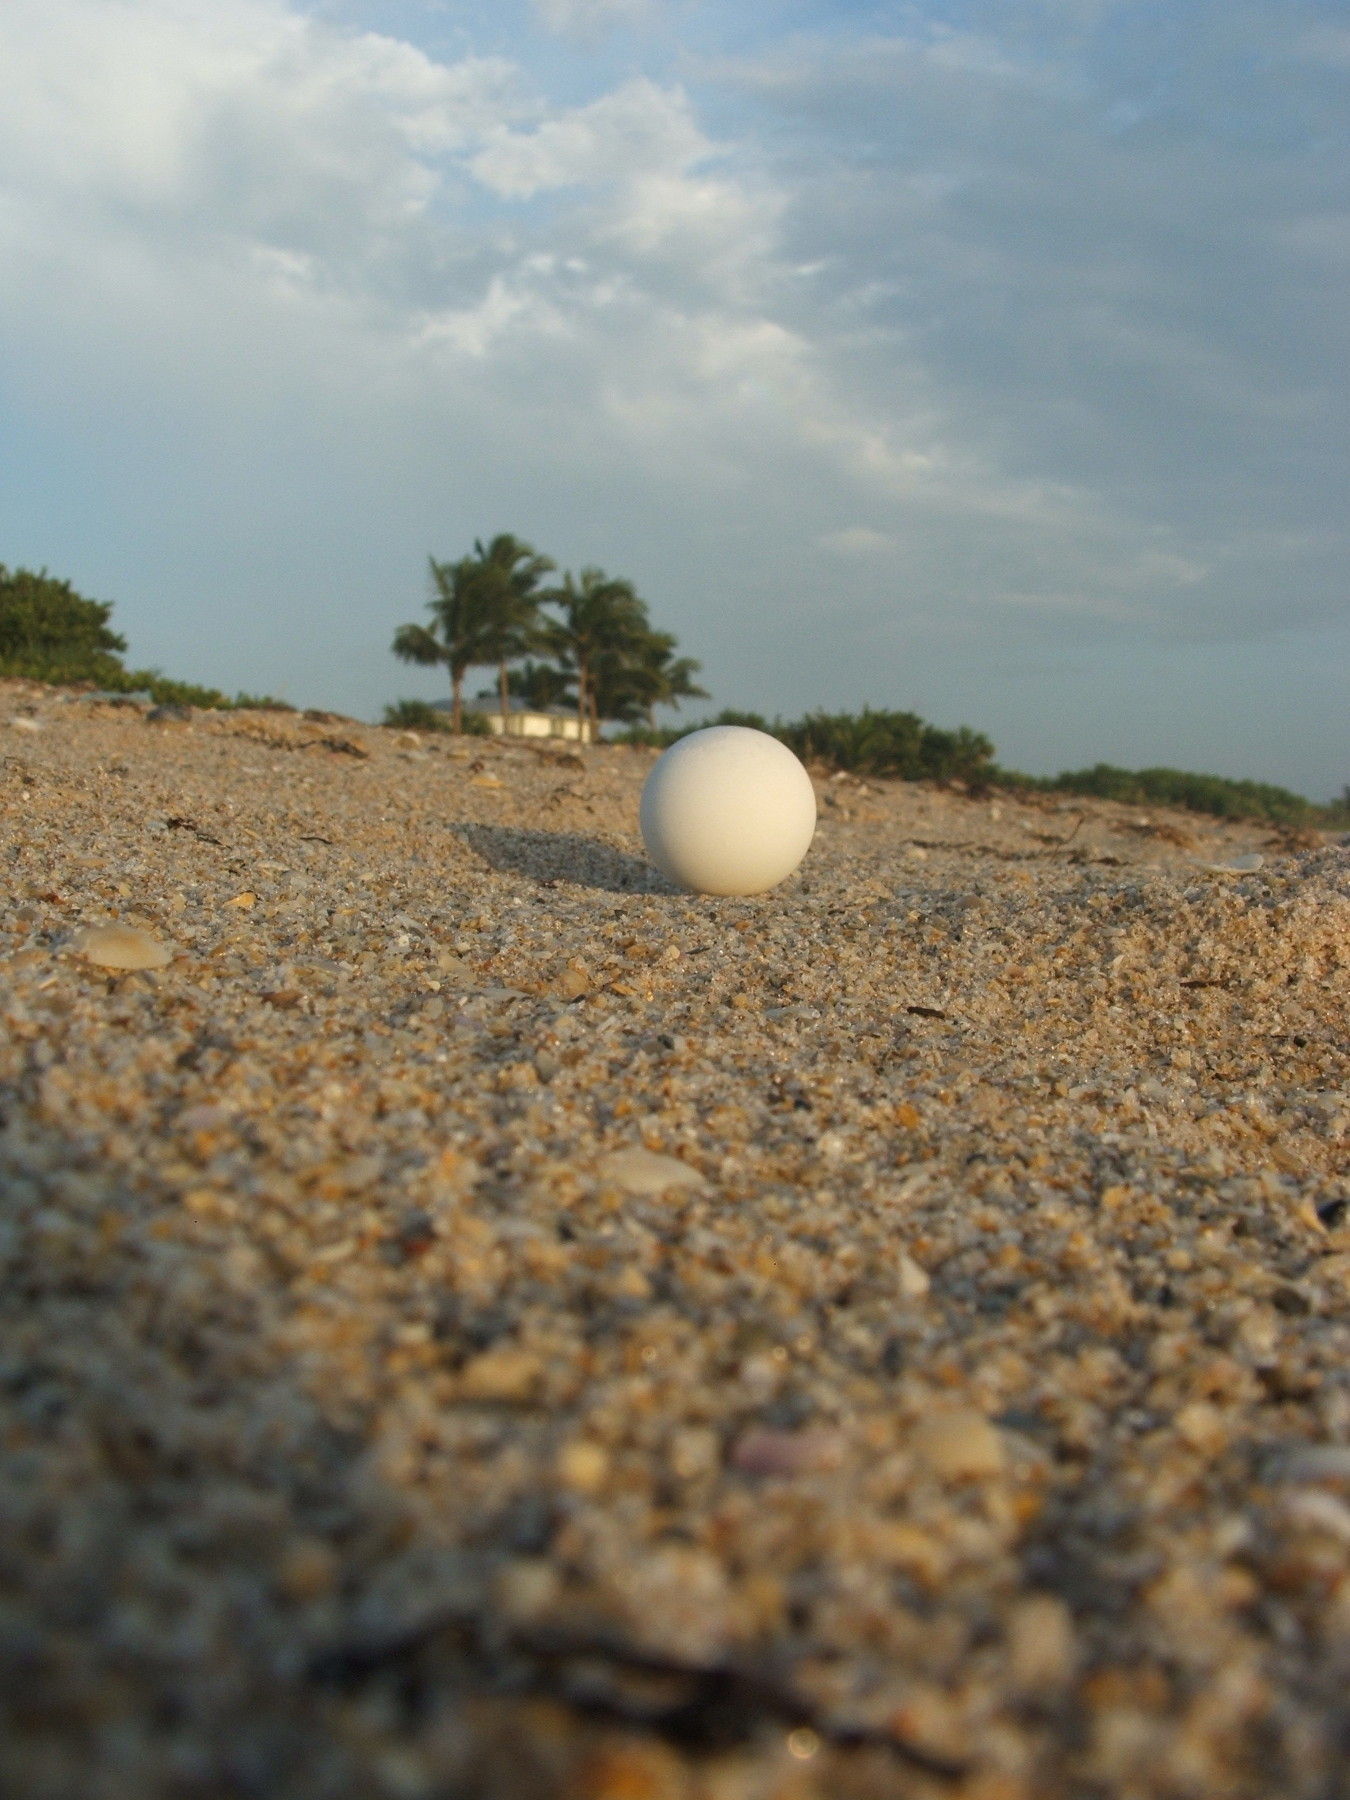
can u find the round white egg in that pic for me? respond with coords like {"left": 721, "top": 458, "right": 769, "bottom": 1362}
{"left": 639, "top": 726, "right": 818, "bottom": 895}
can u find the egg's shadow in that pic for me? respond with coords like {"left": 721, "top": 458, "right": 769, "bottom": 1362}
{"left": 453, "top": 823, "right": 675, "bottom": 895}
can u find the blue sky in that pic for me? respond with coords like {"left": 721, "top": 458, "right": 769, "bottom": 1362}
{"left": 1, "top": 0, "right": 1346, "bottom": 798}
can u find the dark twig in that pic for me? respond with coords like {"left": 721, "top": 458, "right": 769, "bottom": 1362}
{"left": 165, "top": 816, "right": 223, "bottom": 845}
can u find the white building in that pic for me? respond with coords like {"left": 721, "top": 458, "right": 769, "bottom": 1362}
{"left": 447, "top": 698, "right": 596, "bottom": 743}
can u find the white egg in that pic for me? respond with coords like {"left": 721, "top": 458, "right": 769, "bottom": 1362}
{"left": 639, "top": 726, "right": 818, "bottom": 895}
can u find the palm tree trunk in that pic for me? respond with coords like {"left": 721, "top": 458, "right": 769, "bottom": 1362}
{"left": 451, "top": 669, "right": 464, "bottom": 735}
{"left": 576, "top": 655, "right": 589, "bottom": 740}
{"left": 498, "top": 662, "right": 510, "bottom": 729}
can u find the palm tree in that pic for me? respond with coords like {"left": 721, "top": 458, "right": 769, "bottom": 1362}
{"left": 480, "top": 659, "right": 576, "bottom": 713}
{"left": 632, "top": 631, "right": 708, "bottom": 728}
{"left": 585, "top": 627, "right": 708, "bottom": 730}
{"left": 539, "top": 567, "right": 650, "bottom": 736}
{"left": 391, "top": 554, "right": 498, "bottom": 733}
{"left": 468, "top": 534, "right": 555, "bottom": 725}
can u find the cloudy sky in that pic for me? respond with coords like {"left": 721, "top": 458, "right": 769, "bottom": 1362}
{"left": 1, "top": 0, "right": 1346, "bottom": 797}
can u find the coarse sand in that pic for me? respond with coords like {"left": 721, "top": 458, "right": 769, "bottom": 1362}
{"left": 2, "top": 679, "right": 1348, "bottom": 1799}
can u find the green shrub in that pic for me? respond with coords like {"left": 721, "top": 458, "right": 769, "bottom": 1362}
{"left": 615, "top": 706, "right": 995, "bottom": 782}
{"left": 1046, "top": 762, "right": 1317, "bottom": 825}
{"left": 382, "top": 697, "right": 489, "bottom": 734}
{"left": 231, "top": 691, "right": 295, "bottom": 712}
{"left": 383, "top": 698, "right": 452, "bottom": 731}
{"left": 122, "top": 669, "right": 231, "bottom": 708}
{"left": 779, "top": 708, "right": 994, "bottom": 783}
{"left": 0, "top": 566, "right": 259, "bottom": 710}
{"left": 0, "top": 565, "right": 128, "bottom": 684}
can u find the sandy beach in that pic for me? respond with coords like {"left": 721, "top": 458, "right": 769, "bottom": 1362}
{"left": 2, "top": 678, "right": 1347, "bottom": 1800}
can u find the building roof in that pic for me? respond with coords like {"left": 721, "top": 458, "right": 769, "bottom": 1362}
{"left": 452, "top": 697, "right": 582, "bottom": 720}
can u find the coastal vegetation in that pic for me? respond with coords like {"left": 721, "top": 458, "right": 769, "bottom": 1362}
{"left": 391, "top": 535, "right": 556, "bottom": 734}
{"left": 624, "top": 707, "right": 996, "bottom": 787}
{"left": 1028, "top": 763, "right": 1333, "bottom": 826}
{"left": 380, "top": 697, "right": 487, "bottom": 735}
{"left": 3, "top": 559, "right": 1343, "bottom": 825}
{"left": 0, "top": 563, "right": 290, "bottom": 711}
{"left": 389, "top": 537, "right": 706, "bottom": 735}
{"left": 622, "top": 710, "right": 1346, "bottom": 828}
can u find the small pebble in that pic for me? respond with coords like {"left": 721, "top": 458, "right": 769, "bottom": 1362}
{"left": 457, "top": 1346, "right": 543, "bottom": 1403}
{"left": 729, "top": 1426, "right": 846, "bottom": 1478}
{"left": 556, "top": 1439, "right": 611, "bottom": 1493}
{"left": 1007, "top": 1594, "right": 1078, "bottom": 1692}
{"left": 1281, "top": 1446, "right": 1350, "bottom": 1485}
{"left": 897, "top": 1250, "right": 931, "bottom": 1297}
{"left": 914, "top": 1408, "right": 1006, "bottom": 1480}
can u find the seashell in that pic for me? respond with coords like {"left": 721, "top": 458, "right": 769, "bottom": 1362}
{"left": 72, "top": 924, "right": 174, "bottom": 970}
{"left": 597, "top": 1146, "right": 705, "bottom": 1196}
{"left": 1201, "top": 853, "right": 1264, "bottom": 874}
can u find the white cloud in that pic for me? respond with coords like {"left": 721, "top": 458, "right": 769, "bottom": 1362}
{"left": 0, "top": 6, "right": 1239, "bottom": 658}
{"left": 0, "top": 0, "right": 521, "bottom": 252}
{"left": 414, "top": 259, "right": 574, "bottom": 358}
{"left": 469, "top": 78, "right": 706, "bottom": 198}
{"left": 0, "top": 0, "right": 1345, "bottom": 796}
{"left": 607, "top": 167, "right": 781, "bottom": 282}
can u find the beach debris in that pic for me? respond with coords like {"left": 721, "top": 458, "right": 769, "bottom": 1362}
{"left": 730, "top": 1426, "right": 846, "bottom": 1478}
{"left": 1202, "top": 852, "right": 1264, "bottom": 874}
{"left": 913, "top": 1408, "right": 1005, "bottom": 1480}
{"left": 72, "top": 923, "right": 174, "bottom": 970}
{"left": 1279, "top": 1445, "right": 1350, "bottom": 1485}
{"left": 457, "top": 1345, "right": 543, "bottom": 1403}
{"left": 1175, "top": 1400, "right": 1228, "bottom": 1454}
{"left": 897, "top": 1251, "right": 931, "bottom": 1298}
{"left": 7, "top": 715, "right": 41, "bottom": 732}
{"left": 1281, "top": 1489, "right": 1350, "bottom": 1545}
{"left": 303, "top": 734, "right": 369, "bottom": 757}
{"left": 1120, "top": 815, "right": 1195, "bottom": 846}
{"left": 1007, "top": 1595, "right": 1078, "bottom": 1692}
{"left": 528, "top": 745, "right": 586, "bottom": 769}
{"left": 598, "top": 1146, "right": 705, "bottom": 1196}
{"left": 164, "top": 815, "right": 223, "bottom": 844}
{"left": 556, "top": 1438, "right": 611, "bottom": 1493}
{"left": 260, "top": 989, "right": 304, "bottom": 1010}
{"left": 556, "top": 958, "right": 592, "bottom": 998}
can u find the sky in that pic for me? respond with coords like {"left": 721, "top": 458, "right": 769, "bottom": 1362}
{"left": 1, "top": 0, "right": 1346, "bottom": 799}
